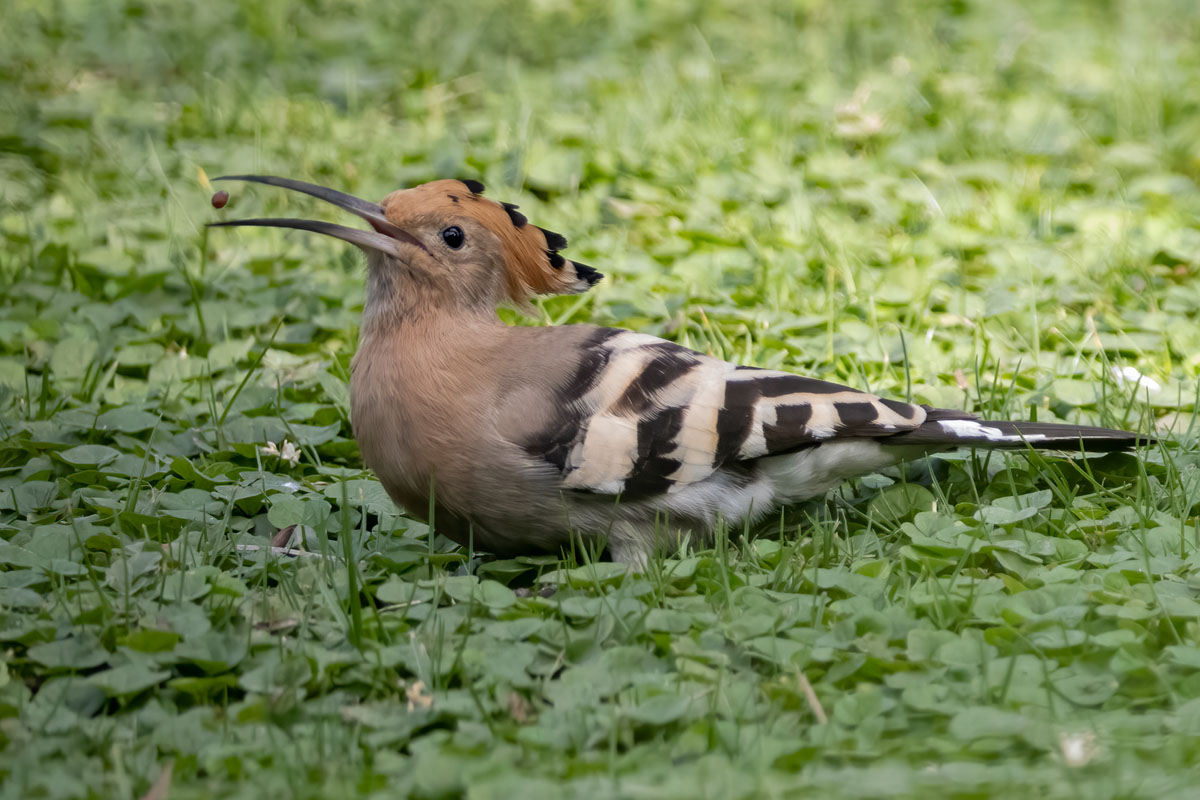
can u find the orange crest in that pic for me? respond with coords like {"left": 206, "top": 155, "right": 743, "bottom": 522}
{"left": 379, "top": 179, "right": 601, "bottom": 303}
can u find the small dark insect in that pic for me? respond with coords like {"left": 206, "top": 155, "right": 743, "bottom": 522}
{"left": 211, "top": 190, "right": 229, "bottom": 209}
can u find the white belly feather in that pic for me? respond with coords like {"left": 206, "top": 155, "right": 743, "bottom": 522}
{"left": 758, "top": 440, "right": 903, "bottom": 504}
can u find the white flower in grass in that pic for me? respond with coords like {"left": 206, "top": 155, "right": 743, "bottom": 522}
{"left": 405, "top": 680, "right": 433, "bottom": 712}
{"left": 260, "top": 439, "right": 301, "bottom": 466}
{"left": 1111, "top": 366, "right": 1161, "bottom": 393}
{"left": 1058, "top": 730, "right": 1099, "bottom": 767}
{"left": 834, "top": 84, "right": 884, "bottom": 140}
{"left": 279, "top": 441, "right": 301, "bottom": 466}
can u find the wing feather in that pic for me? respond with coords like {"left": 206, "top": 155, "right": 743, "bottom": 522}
{"left": 518, "top": 329, "right": 928, "bottom": 497}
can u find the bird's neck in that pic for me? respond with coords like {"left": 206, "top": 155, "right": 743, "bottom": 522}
{"left": 361, "top": 262, "right": 500, "bottom": 336}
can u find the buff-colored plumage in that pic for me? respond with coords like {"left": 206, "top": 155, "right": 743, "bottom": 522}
{"left": 212, "top": 175, "right": 1151, "bottom": 568}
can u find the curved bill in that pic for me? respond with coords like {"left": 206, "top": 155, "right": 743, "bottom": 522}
{"left": 208, "top": 218, "right": 402, "bottom": 256}
{"left": 210, "top": 175, "right": 427, "bottom": 253}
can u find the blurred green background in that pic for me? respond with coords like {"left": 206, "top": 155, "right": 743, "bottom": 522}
{"left": 3, "top": 1, "right": 1200, "bottom": 797}
{"left": 7, "top": 0, "right": 1200, "bottom": 400}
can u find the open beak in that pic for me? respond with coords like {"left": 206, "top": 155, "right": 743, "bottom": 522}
{"left": 206, "top": 175, "right": 426, "bottom": 256}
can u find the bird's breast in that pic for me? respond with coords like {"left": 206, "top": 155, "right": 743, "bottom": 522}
{"left": 350, "top": 344, "right": 427, "bottom": 502}
{"left": 349, "top": 327, "right": 502, "bottom": 515}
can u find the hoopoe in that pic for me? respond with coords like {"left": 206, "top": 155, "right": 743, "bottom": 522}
{"left": 212, "top": 176, "right": 1152, "bottom": 567}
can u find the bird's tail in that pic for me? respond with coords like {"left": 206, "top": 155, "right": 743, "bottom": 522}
{"left": 885, "top": 408, "right": 1153, "bottom": 452}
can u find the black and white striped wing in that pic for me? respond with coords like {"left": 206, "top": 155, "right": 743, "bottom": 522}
{"left": 521, "top": 329, "right": 929, "bottom": 497}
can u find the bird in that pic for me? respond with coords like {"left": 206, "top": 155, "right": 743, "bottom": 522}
{"left": 211, "top": 175, "right": 1153, "bottom": 568}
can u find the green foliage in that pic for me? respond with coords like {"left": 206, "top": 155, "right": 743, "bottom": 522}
{"left": 3, "top": 0, "right": 1200, "bottom": 796}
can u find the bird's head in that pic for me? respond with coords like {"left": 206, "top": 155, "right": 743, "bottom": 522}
{"left": 209, "top": 175, "right": 602, "bottom": 321}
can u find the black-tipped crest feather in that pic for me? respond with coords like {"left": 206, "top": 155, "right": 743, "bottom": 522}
{"left": 572, "top": 262, "right": 603, "bottom": 285}
{"left": 539, "top": 227, "right": 569, "bottom": 251}
{"left": 501, "top": 202, "right": 528, "bottom": 228}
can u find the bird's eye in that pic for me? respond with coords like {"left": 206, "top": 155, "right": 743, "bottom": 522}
{"left": 440, "top": 226, "right": 465, "bottom": 249}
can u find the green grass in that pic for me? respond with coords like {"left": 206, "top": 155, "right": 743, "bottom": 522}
{"left": 3, "top": 0, "right": 1200, "bottom": 796}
